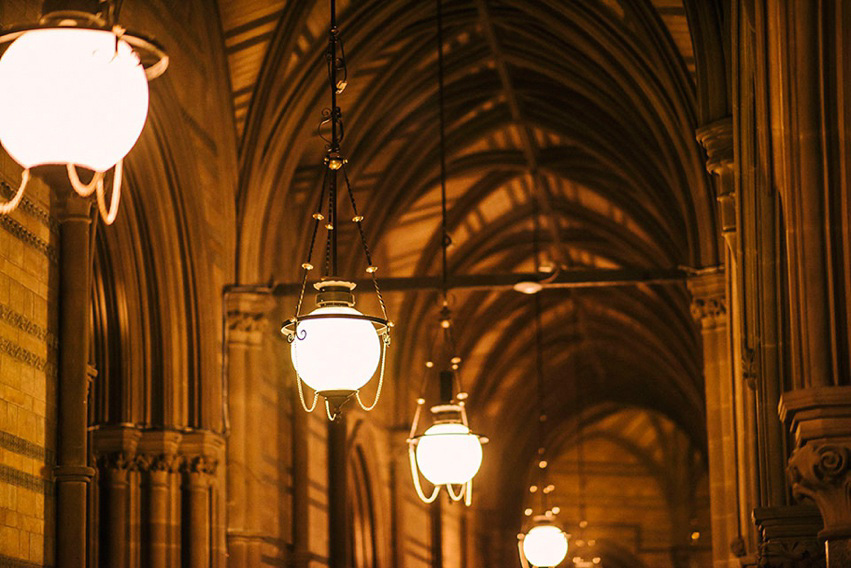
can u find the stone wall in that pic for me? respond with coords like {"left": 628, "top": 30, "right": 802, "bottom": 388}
{"left": 0, "top": 152, "right": 58, "bottom": 565}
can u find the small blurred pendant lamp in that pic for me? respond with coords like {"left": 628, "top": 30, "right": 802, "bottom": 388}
{"left": 406, "top": 0, "right": 487, "bottom": 506}
{"left": 280, "top": 0, "right": 392, "bottom": 421}
{"left": 0, "top": 0, "right": 168, "bottom": 224}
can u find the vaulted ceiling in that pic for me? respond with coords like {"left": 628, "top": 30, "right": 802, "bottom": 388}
{"left": 220, "top": 0, "right": 720, "bottom": 562}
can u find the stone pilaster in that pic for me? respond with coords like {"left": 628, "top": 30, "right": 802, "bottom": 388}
{"left": 225, "top": 288, "right": 275, "bottom": 567}
{"left": 688, "top": 270, "right": 742, "bottom": 568}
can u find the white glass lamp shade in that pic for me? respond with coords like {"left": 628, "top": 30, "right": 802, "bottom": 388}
{"left": 290, "top": 306, "right": 381, "bottom": 393}
{"left": 415, "top": 423, "right": 483, "bottom": 485}
{"left": 522, "top": 524, "right": 569, "bottom": 567}
{"left": 0, "top": 28, "right": 149, "bottom": 172}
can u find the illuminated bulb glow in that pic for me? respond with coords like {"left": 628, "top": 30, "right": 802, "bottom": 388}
{"left": 0, "top": 28, "right": 149, "bottom": 171}
{"left": 514, "top": 280, "right": 543, "bottom": 295}
{"left": 291, "top": 306, "right": 380, "bottom": 393}
{"left": 522, "top": 524, "right": 568, "bottom": 567}
{"left": 415, "top": 423, "right": 483, "bottom": 485}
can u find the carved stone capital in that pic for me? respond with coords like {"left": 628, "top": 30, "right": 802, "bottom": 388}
{"left": 226, "top": 288, "right": 275, "bottom": 343}
{"left": 97, "top": 451, "right": 136, "bottom": 472}
{"left": 91, "top": 425, "right": 143, "bottom": 458}
{"left": 787, "top": 443, "right": 851, "bottom": 539}
{"left": 136, "top": 452, "right": 182, "bottom": 474}
{"left": 687, "top": 269, "right": 727, "bottom": 327}
{"left": 135, "top": 430, "right": 183, "bottom": 476}
{"left": 92, "top": 426, "right": 144, "bottom": 481}
{"left": 183, "top": 455, "right": 218, "bottom": 476}
{"left": 780, "top": 387, "right": 851, "bottom": 541}
{"left": 753, "top": 506, "right": 825, "bottom": 568}
{"left": 696, "top": 117, "right": 734, "bottom": 175}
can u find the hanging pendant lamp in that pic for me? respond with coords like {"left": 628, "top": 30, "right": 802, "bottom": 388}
{"left": 406, "top": 0, "right": 486, "bottom": 506}
{"left": 407, "top": 361, "right": 487, "bottom": 506}
{"left": 280, "top": 0, "right": 392, "bottom": 421}
{"left": 0, "top": 2, "right": 168, "bottom": 224}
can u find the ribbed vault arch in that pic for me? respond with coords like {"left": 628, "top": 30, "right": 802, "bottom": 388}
{"left": 233, "top": 0, "right": 718, "bottom": 563}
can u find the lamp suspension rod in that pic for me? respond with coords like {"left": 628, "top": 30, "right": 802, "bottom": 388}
{"left": 327, "top": 0, "right": 339, "bottom": 276}
{"left": 437, "top": 0, "right": 449, "bottom": 303}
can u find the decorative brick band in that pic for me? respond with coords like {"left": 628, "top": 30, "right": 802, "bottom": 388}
{"left": 0, "top": 431, "right": 54, "bottom": 464}
{"left": 0, "top": 214, "right": 57, "bottom": 264}
{"left": 0, "top": 305, "right": 58, "bottom": 350}
{"left": 0, "top": 554, "right": 51, "bottom": 568}
{"left": 0, "top": 337, "right": 56, "bottom": 380}
{"left": 0, "top": 180, "right": 57, "bottom": 234}
{"left": 0, "top": 464, "right": 52, "bottom": 495}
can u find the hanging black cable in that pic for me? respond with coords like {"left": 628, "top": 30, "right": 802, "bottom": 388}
{"left": 326, "top": 0, "right": 340, "bottom": 276}
{"left": 437, "top": 0, "right": 450, "bottom": 304}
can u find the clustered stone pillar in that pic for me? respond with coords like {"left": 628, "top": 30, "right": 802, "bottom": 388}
{"left": 91, "top": 427, "right": 224, "bottom": 568}
{"left": 695, "top": 115, "right": 758, "bottom": 567}
{"left": 743, "top": 1, "right": 851, "bottom": 567}
{"left": 225, "top": 289, "right": 274, "bottom": 566}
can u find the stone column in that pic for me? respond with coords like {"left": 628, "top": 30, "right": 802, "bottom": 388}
{"left": 688, "top": 270, "right": 741, "bottom": 568}
{"left": 328, "top": 415, "right": 348, "bottom": 568}
{"left": 430, "top": 498, "right": 443, "bottom": 568}
{"left": 54, "top": 190, "right": 97, "bottom": 568}
{"left": 225, "top": 289, "right": 274, "bottom": 566}
{"left": 290, "top": 397, "right": 311, "bottom": 568}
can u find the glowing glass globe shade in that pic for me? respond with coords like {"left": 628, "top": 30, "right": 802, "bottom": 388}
{"left": 0, "top": 28, "right": 149, "bottom": 172}
{"left": 415, "top": 423, "right": 483, "bottom": 485}
{"left": 523, "top": 525, "right": 569, "bottom": 567}
{"left": 291, "top": 306, "right": 381, "bottom": 393}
